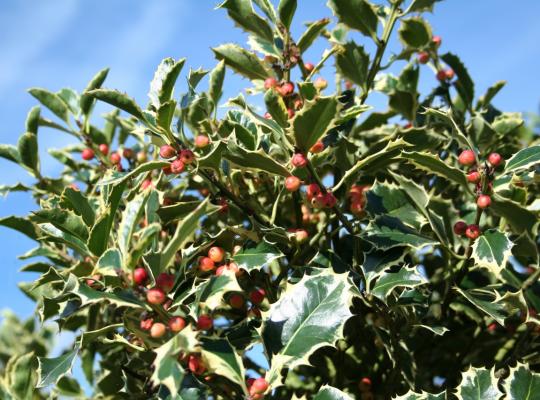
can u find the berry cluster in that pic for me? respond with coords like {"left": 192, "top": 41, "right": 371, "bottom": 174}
{"left": 415, "top": 35, "right": 455, "bottom": 83}
{"left": 82, "top": 143, "right": 145, "bottom": 171}
{"left": 160, "top": 145, "right": 196, "bottom": 175}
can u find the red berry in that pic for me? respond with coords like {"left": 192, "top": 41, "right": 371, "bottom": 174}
{"left": 147, "top": 287, "right": 166, "bottom": 305}
{"left": 359, "top": 377, "right": 372, "bottom": 392}
{"left": 445, "top": 68, "right": 455, "bottom": 80}
{"left": 264, "top": 112, "right": 272, "bottom": 119}
{"left": 110, "top": 152, "right": 121, "bottom": 164}
{"left": 458, "top": 149, "right": 476, "bottom": 166}
{"left": 314, "top": 77, "right": 328, "bottom": 90}
{"left": 122, "top": 148, "right": 134, "bottom": 159}
{"left": 141, "top": 179, "right": 153, "bottom": 190}
{"left": 168, "top": 316, "right": 186, "bottom": 332}
{"left": 188, "top": 354, "right": 206, "bottom": 375}
{"left": 467, "top": 171, "right": 481, "bottom": 184}
{"left": 160, "top": 145, "right": 177, "bottom": 159}
{"left": 477, "top": 194, "right": 491, "bottom": 209}
{"left": 306, "top": 183, "right": 321, "bottom": 200}
{"left": 294, "top": 229, "right": 309, "bottom": 243}
{"left": 453, "top": 221, "right": 467, "bottom": 235}
{"left": 215, "top": 265, "right": 226, "bottom": 276}
{"left": 417, "top": 51, "right": 429, "bottom": 64}
{"left": 156, "top": 273, "right": 175, "bottom": 293}
{"left": 162, "top": 165, "right": 173, "bottom": 175}
{"left": 180, "top": 149, "right": 195, "bottom": 165}
{"left": 264, "top": 77, "right": 278, "bottom": 90}
{"left": 199, "top": 257, "right": 215, "bottom": 272}
{"left": 465, "top": 224, "right": 481, "bottom": 240}
{"left": 194, "top": 135, "right": 210, "bottom": 148}
{"left": 170, "top": 158, "right": 185, "bottom": 174}
{"left": 197, "top": 315, "right": 213, "bottom": 330}
{"left": 82, "top": 148, "right": 95, "bottom": 161}
{"left": 249, "top": 378, "right": 269, "bottom": 396}
{"left": 250, "top": 288, "right": 266, "bottom": 304}
{"left": 133, "top": 267, "right": 148, "bottom": 285}
{"left": 291, "top": 153, "right": 307, "bottom": 168}
{"left": 487, "top": 322, "right": 498, "bottom": 333}
{"left": 304, "top": 62, "right": 315, "bottom": 72}
{"left": 432, "top": 35, "right": 442, "bottom": 47}
{"left": 310, "top": 140, "right": 325, "bottom": 154}
{"left": 436, "top": 69, "right": 448, "bottom": 82}
{"left": 322, "top": 192, "right": 337, "bottom": 208}
{"left": 140, "top": 318, "right": 153, "bottom": 330}
{"left": 311, "top": 193, "right": 326, "bottom": 209}
{"left": 150, "top": 322, "right": 167, "bottom": 338}
{"left": 287, "top": 108, "right": 295, "bottom": 119}
{"left": 350, "top": 201, "right": 364, "bottom": 215}
{"left": 285, "top": 176, "right": 301, "bottom": 192}
{"left": 488, "top": 152, "right": 503, "bottom": 167}
{"left": 208, "top": 246, "right": 225, "bottom": 263}
{"left": 294, "top": 98, "right": 303, "bottom": 110}
{"left": 99, "top": 143, "right": 109, "bottom": 155}
{"left": 227, "top": 262, "right": 240, "bottom": 276}
{"left": 229, "top": 293, "right": 245, "bottom": 309}
{"left": 278, "top": 82, "right": 294, "bottom": 96}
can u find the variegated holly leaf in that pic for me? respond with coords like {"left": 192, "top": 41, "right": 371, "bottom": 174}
{"left": 232, "top": 240, "right": 283, "bottom": 272}
{"left": 200, "top": 338, "right": 247, "bottom": 395}
{"left": 313, "top": 385, "right": 355, "bottom": 400}
{"left": 471, "top": 229, "right": 513, "bottom": 275}
{"left": 457, "top": 367, "right": 502, "bottom": 400}
{"left": 504, "top": 363, "right": 540, "bottom": 400}
{"left": 504, "top": 145, "right": 540, "bottom": 174}
{"left": 37, "top": 342, "right": 80, "bottom": 388}
{"left": 188, "top": 269, "right": 242, "bottom": 316}
{"left": 371, "top": 265, "right": 427, "bottom": 302}
{"left": 393, "top": 391, "right": 445, "bottom": 400}
{"left": 363, "top": 215, "right": 438, "bottom": 250}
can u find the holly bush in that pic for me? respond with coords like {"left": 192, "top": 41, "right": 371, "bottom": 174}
{"left": 1, "top": 0, "right": 540, "bottom": 399}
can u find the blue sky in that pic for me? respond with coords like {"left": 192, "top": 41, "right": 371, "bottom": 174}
{"left": 1, "top": 0, "right": 540, "bottom": 319}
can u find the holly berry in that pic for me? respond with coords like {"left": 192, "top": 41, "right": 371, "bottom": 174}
{"left": 208, "top": 246, "right": 225, "bottom": 263}
{"left": 82, "top": 148, "right": 95, "bottom": 161}
{"left": 467, "top": 171, "right": 481, "bottom": 184}
{"left": 99, "top": 143, "right": 109, "bottom": 155}
{"left": 188, "top": 354, "right": 206, "bottom": 375}
{"left": 199, "top": 257, "right": 215, "bottom": 272}
{"left": 285, "top": 176, "right": 301, "bottom": 192}
{"left": 147, "top": 287, "right": 166, "bottom": 305}
{"left": 264, "top": 77, "right": 277, "bottom": 90}
{"left": 453, "top": 221, "right": 467, "bottom": 235}
{"left": 436, "top": 69, "right": 448, "bottom": 82}
{"left": 314, "top": 77, "right": 328, "bottom": 90}
{"left": 291, "top": 153, "right": 307, "bottom": 168}
{"left": 249, "top": 378, "right": 269, "bottom": 396}
{"left": 170, "top": 158, "right": 185, "bottom": 174}
{"left": 140, "top": 318, "right": 153, "bottom": 330}
{"left": 122, "top": 148, "right": 134, "bottom": 159}
{"left": 141, "top": 179, "right": 153, "bottom": 190}
{"left": 310, "top": 140, "right": 325, "bottom": 154}
{"left": 417, "top": 51, "right": 429, "bottom": 64}
{"left": 322, "top": 192, "right": 337, "bottom": 208}
{"left": 180, "top": 149, "right": 195, "bottom": 164}
{"left": 465, "top": 224, "right": 481, "bottom": 240}
{"left": 168, "top": 316, "right": 186, "bottom": 332}
{"left": 311, "top": 193, "right": 326, "bottom": 209}
{"left": 229, "top": 293, "right": 245, "bottom": 309}
{"left": 137, "top": 151, "right": 147, "bottom": 163}
{"left": 160, "top": 144, "right": 177, "bottom": 158}
{"left": 304, "top": 62, "right": 315, "bottom": 72}
{"left": 445, "top": 68, "right": 455, "bottom": 80}
{"left": 133, "top": 267, "right": 148, "bottom": 285}
{"left": 110, "top": 152, "right": 121, "bottom": 165}
{"left": 197, "top": 315, "right": 213, "bottom": 330}
{"left": 150, "top": 322, "right": 167, "bottom": 338}
{"left": 156, "top": 273, "right": 175, "bottom": 293}
{"left": 287, "top": 108, "right": 295, "bottom": 119}
{"left": 278, "top": 82, "right": 294, "bottom": 97}
{"left": 488, "top": 152, "right": 503, "bottom": 167}
{"left": 477, "top": 194, "right": 491, "bottom": 209}
{"left": 432, "top": 35, "right": 442, "bottom": 47}
{"left": 359, "top": 377, "right": 372, "bottom": 392}
{"left": 306, "top": 183, "right": 321, "bottom": 200}
{"left": 350, "top": 201, "right": 364, "bottom": 215}
{"left": 294, "top": 229, "right": 309, "bottom": 243}
{"left": 250, "top": 288, "right": 266, "bottom": 304}
{"left": 458, "top": 149, "right": 476, "bottom": 166}
{"left": 194, "top": 135, "right": 210, "bottom": 148}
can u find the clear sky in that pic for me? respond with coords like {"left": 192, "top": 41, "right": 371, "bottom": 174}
{"left": 1, "top": 0, "right": 540, "bottom": 318}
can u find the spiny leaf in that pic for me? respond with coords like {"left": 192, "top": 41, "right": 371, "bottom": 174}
{"left": 149, "top": 57, "right": 186, "bottom": 108}
{"left": 28, "top": 88, "right": 70, "bottom": 123}
{"left": 297, "top": 18, "right": 330, "bottom": 53}
{"left": 441, "top": 53, "right": 474, "bottom": 106}
{"left": 224, "top": 143, "right": 290, "bottom": 177}
{"left": 504, "top": 363, "right": 540, "bottom": 400}
{"left": 504, "top": 145, "right": 540, "bottom": 174}
{"left": 313, "top": 385, "right": 355, "bottom": 400}
{"left": 371, "top": 266, "right": 427, "bottom": 302}
{"left": 471, "top": 229, "right": 513, "bottom": 275}
{"left": 398, "top": 17, "right": 432, "bottom": 49}
{"left": 218, "top": 0, "right": 274, "bottom": 42}
{"left": 201, "top": 338, "right": 247, "bottom": 394}
{"left": 37, "top": 342, "right": 80, "bottom": 388}
{"left": 97, "top": 161, "right": 169, "bottom": 186}
{"left": 80, "top": 68, "right": 110, "bottom": 117}
{"left": 213, "top": 43, "right": 270, "bottom": 81}
{"left": 86, "top": 89, "right": 145, "bottom": 120}
{"left": 335, "top": 42, "right": 370, "bottom": 88}
{"left": 327, "top": 0, "right": 378, "bottom": 39}
{"left": 457, "top": 367, "right": 502, "bottom": 400}
{"left": 232, "top": 241, "right": 284, "bottom": 272}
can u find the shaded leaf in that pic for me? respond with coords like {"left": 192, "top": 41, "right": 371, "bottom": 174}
{"left": 327, "top": 0, "right": 378, "bottom": 39}
{"left": 371, "top": 266, "right": 427, "bottom": 302}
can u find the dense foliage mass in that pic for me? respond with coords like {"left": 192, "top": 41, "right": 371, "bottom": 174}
{"left": 1, "top": 0, "right": 540, "bottom": 398}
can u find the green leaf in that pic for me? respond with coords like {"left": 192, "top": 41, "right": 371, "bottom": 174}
{"left": 157, "top": 201, "right": 200, "bottom": 224}
{"left": 61, "top": 187, "right": 95, "bottom": 226}
{"left": 213, "top": 44, "right": 270, "bottom": 81}
{"left": 80, "top": 67, "right": 110, "bottom": 117}
{"left": 264, "top": 89, "right": 289, "bottom": 128}
{"left": 504, "top": 363, "right": 540, "bottom": 400}
{"left": 201, "top": 338, "right": 247, "bottom": 393}
{"left": 149, "top": 57, "right": 186, "bottom": 108}
{"left": 362, "top": 247, "right": 407, "bottom": 288}
{"left": 25, "top": 105, "right": 41, "bottom": 134}
{"left": 33, "top": 208, "right": 89, "bottom": 241}
{"left": 313, "top": 385, "right": 354, "bottom": 400}
{"left": 208, "top": 60, "right": 226, "bottom": 106}
{"left": 441, "top": 53, "right": 475, "bottom": 106}
{"left": 0, "top": 215, "right": 39, "bottom": 240}
{"left": 189, "top": 269, "right": 243, "bottom": 312}
{"left": 151, "top": 327, "right": 199, "bottom": 396}
{"left": 290, "top": 95, "right": 339, "bottom": 151}
{"left": 6, "top": 352, "right": 37, "bottom": 400}
{"left": 262, "top": 270, "right": 354, "bottom": 383}
{"left": 126, "top": 223, "right": 160, "bottom": 270}
{"left": 39, "top": 223, "right": 90, "bottom": 256}
{"left": 490, "top": 195, "right": 538, "bottom": 236}
{"left": 504, "top": 145, "right": 540, "bottom": 174}
{"left": 118, "top": 192, "right": 149, "bottom": 258}
{"left": 363, "top": 215, "right": 438, "bottom": 250}
{"left": 37, "top": 342, "right": 80, "bottom": 388}
{"left": 232, "top": 241, "right": 284, "bottom": 272}
{"left": 471, "top": 229, "right": 513, "bottom": 275}
{"left": 327, "top": 0, "right": 378, "bottom": 39}
{"left": 457, "top": 367, "right": 502, "bottom": 400}
{"left": 97, "top": 248, "right": 122, "bottom": 270}
{"left": 86, "top": 89, "right": 145, "bottom": 120}
{"left": 454, "top": 288, "right": 523, "bottom": 326}
{"left": 476, "top": 80, "right": 506, "bottom": 110}
{"left": 278, "top": 0, "right": 297, "bottom": 30}
{"left": 0, "top": 144, "right": 21, "bottom": 164}
{"left": 335, "top": 42, "right": 369, "bottom": 88}
{"left": 17, "top": 132, "right": 39, "bottom": 174}
{"left": 371, "top": 266, "right": 427, "bottom": 302}
{"left": 407, "top": 0, "right": 438, "bottom": 13}
{"left": 28, "top": 88, "right": 70, "bottom": 123}
{"left": 389, "top": 90, "right": 418, "bottom": 121}
{"left": 224, "top": 143, "right": 290, "bottom": 177}
{"left": 398, "top": 17, "right": 432, "bottom": 49}
{"left": 218, "top": 0, "right": 274, "bottom": 42}
{"left": 394, "top": 391, "right": 445, "bottom": 400}
{"left": 97, "top": 161, "right": 169, "bottom": 186}
{"left": 297, "top": 18, "right": 330, "bottom": 53}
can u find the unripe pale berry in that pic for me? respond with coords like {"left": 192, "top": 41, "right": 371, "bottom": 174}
{"left": 314, "top": 77, "right": 328, "bottom": 90}
{"left": 194, "top": 135, "right": 210, "bottom": 148}
{"left": 417, "top": 51, "right": 429, "bottom": 64}
{"left": 295, "top": 229, "right": 309, "bottom": 243}
{"left": 208, "top": 246, "right": 225, "bottom": 263}
{"left": 137, "top": 151, "right": 147, "bottom": 163}
{"left": 291, "top": 153, "right": 307, "bottom": 168}
{"left": 249, "top": 378, "right": 269, "bottom": 395}
{"left": 180, "top": 149, "right": 195, "bottom": 164}
{"left": 122, "top": 148, "right": 134, "bottom": 159}
{"left": 453, "top": 221, "right": 467, "bottom": 235}
{"left": 110, "top": 152, "right": 121, "bottom": 165}
{"left": 432, "top": 35, "right": 442, "bottom": 47}
{"left": 133, "top": 267, "right": 148, "bottom": 285}
{"left": 477, "top": 194, "right": 491, "bottom": 209}
{"left": 465, "top": 224, "right": 481, "bottom": 240}
{"left": 99, "top": 143, "right": 109, "bottom": 155}
{"left": 488, "top": 152, "right": 503, "bottom": 167}
{"left": 445, "top": 68, "right": 455, "bottom": 80}
{"left": 278, "top": 82, "right": 294, "bottom": 97}
{"left": 168, "top": 316, "right": 186, "bottom": 332}
{"left": 306, "top": 183, "right": 321, "bottom": 200}
{"left": 467, "top": 171, "right": 481, "bottom": 184}
{"left": 199, "top": 257, "right": 215, "bottom": 272}
{"left": 150, "top": 322, "right": 167, "bottom": 338}
{"left": 160, "top": 144, "right": 177, "bottom": 159}
{"left": 264, "top": 77, "right": 277, "bottom": 90}
{"left": 197, "top": 314, "right": 213, "bottom": 330}
{"left": 188, "top": 354, "right": 206, "bottom": 375}
{"left": 304, "top": 62, "right": 315, "bottom": 72}
{"left": 147, "top": 287, "right": 166, "bottom": 305}
{"left": 250, "top": 288, "right": 266, "bottom": 304}
{"left": 310, "top": 140, "right": 325, "bottom": 154}
{"left": 229, "top": 293, "right": 245, "bottom": 309}
{"left": 285, "top": 176, "right": 301, "bottom": 192}
{"left": 82, "top": 148, "right": 95, "bottom": 161}
{"left": 156, "top": 273, "right": 175, "bottom": 293}
{"left": 458, "top": 149, "right": 476, "bottom": 166}
{"left": 170, "top": 158, "right": 185, "bottom": 174}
